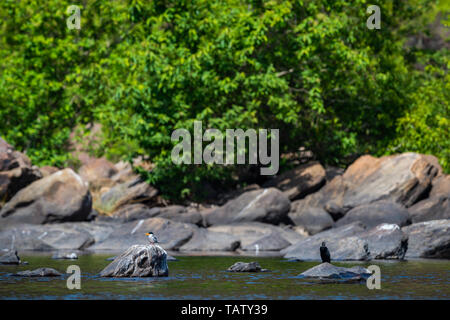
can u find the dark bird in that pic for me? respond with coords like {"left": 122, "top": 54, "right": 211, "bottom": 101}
{"left": 320, "top": 241, "right": 331, "bottom": 263}
{"left": 145, "top": 232, "right": 158, "bottom": 244}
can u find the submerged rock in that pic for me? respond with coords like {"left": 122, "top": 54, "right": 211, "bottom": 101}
{"left": 227, "top": 261, "right": 269, "bottom": 272}
{"left": 0, "top": 250, "right": 20, "bottom": 265}
{"left": 298, "top": 262, "right": 371, "bottom": 282}
{"left": 99, "top": 244, "right": 168, "bottom": 277}
{"left": 12, "top": 267, "right": 62, "bottom": 277}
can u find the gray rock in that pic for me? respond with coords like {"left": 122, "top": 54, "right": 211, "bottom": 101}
{"left": 167, "top": 255, "right": 178, "bottom": 261}
{"left": 227, "top": 261, "right": 268, "bottom": 272}
{"left": 403, "top": 220, "right": 450, "bottom": 259}
{"left": 208, "top": 222, "right": 306, "bottom": 249}
{"left": 52, "top": 252, "right": 78, "bottom": 260}
{"left": 288, "top": 199, "right": 334, "bottom": 235}
{"left": 335, "top": 200, "right": 411, "bottom": 229}
{"left": 0, "top": 138, "right": 42, "bottom": 204}
{"left": 110, "top": 204, "right": 160, "bottom": 222}
{"left": 262, "top": 162, "right": 326, "bottom": 200}
{"left": 0, "top": 250, "right": 20, "bottom": 265}
{"left": 409, "top": 175, "right": 450, "bottom": 223}
{"left": 242, "top": 233, "right": 291, "bottom": 251}
{"left": 298, "top": 262, "right": 371, "bottom": 281}
{"left": 359, "top": 224, "right": 408, "bottom": 260}
{"left": 203, "top": 188, "right": 291, "bottom": 226}
{"left": 282, "top": 222, "right": 370, "bottom": 261}
{"left": 0, "top": 169, "right": 92, "bottom": 226}
{"left": 94, "top": 177, "right": 158, "bottom": 215}
{"left": 157, "top": 206, "right": 204, "bottom": 226}
{"left": 179, "top": 227, "right": 240, "bottom": 252}
{"left": 99, "top": 244, "right": 168, "bottom": 277}
{"left": 0, "top": 223, "right": 96, "bottom": 251}
{"left": 89, "top": 217, "right": 195, "bottom": 251}
{"left": 12, "top": 267, "right": 62, "bottom": 277}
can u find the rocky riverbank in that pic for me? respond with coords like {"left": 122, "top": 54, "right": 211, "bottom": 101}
{"left": 1, "top": 137, "right": 449, "bottom": 260}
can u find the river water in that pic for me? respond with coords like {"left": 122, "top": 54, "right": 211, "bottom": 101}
{"left": 0, "top": 253, "right": 449, "bottom": 299}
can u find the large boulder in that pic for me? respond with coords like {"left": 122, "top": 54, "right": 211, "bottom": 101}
{"left": 242, "top": 232, "right": 291, "bottom": 251}
{"left": 208, "top": 222, "right": 306, "bottom": 249}
{"left": 335, "top": 200, "right": 411, "bottom": 229}
{"left": 359, "top": 224, "right": 408, "bottom": 260}
{"left": 109, "top": 204, "right": 160, "bottom": 222}
{"left": 296, "top": 154, "right": 442, "bottom": 223}
{"left": 157, "top": 205, "right": 204, "bottom": 226}
{"left": 409, "top": 175, "right": 450, "bottom": 223}
{"left": 179, "top": 227, "right": 240, "bottom": 252}
{"left": 326, "top": 153, "right": 441, "bottom": 217}
{"left": 0, "top": 223, "right": 96, "bottom": 251}
{"left": 282, "top": 222, "right": 370, "bottom": 261}
{"left": 288, "top": 198, "right": 334, "bottom": 235}
{"left": 88, "top": 217, "right": 195, "bottom": 251}
{"left": 298, "top": 262, "right": 371, "bottom": 281}
{"left": 0, "top": 250, "right": 20, "bottom": 265}
{"left": 262, "top": 162, "right": 326, "bottom": 200}
{"left": 0, "top": 169, "right": 92, "bottom": 226}
{"left": 78, "top": 158, "right": 118, "bottom": 185}
{"left": 203, "top": 188, "right": 290, "bottom": 226}
{"left": 94, "top": 178, "right": 158, "bottom": 214}
{"left": 99, "top": 244, "right": 168, "bottom": 277}
{"left": 403, "top": 220, "right": 450, "bottom": 259}
{"left": 0, "top": 138, "right": 42, "bottom": 205}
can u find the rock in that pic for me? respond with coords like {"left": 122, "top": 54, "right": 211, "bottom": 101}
{"left": 325, "top": 166, "right": 344, "bottom": 182}
{"left": 89, "top": 217, "right": 195, "bottom": 251}
{"left": 295, "top": 154, "right": 442, "bottom": 223}
{"left": 203, "top": 188, "right": 291, "bottom": 226}
{"left": 227, "top": 261, "right": 268, "bottom": 272}
{"left": 326, "top": 153, "right": 442, "bottom": 216}
{"left": 110, "top": 204, "right": 160, "bottom": 222}
{"left": 242, "top": 233, "right": 291, "bottom": 251}
{"left": 39, "top": 166, "right": 59, "bottom": 178}
{"left": 111, "top": 161, "right": 139, "bottom": 184}
{"left": 0, "top": 250, "right": 20, "bottom": 265}
{"left": 298, "top": 262, "right": 371, "bottom": 281}
{"left": 0, "top": 168, "right": 92, "bottom": 225}
{"left": 0, "top": 223, "right": 97, "bottom": 251}
{"left": 403, "top": 220, "right": 450, "bottom": 259}
{"left": 262, "top": 162, "right": 326, "bottom": 200}
{"left": 157, "top": 206, "right": 204, "bottom": 226}
{"left": 409, "top": 175, "right": 450, "bottom": 223}
{"left": 282, "top": 222, "right": 370, "bottom": 260}
{"left": 52, "top": 252, "right": 78, "bottom": 260}
{"left": 0, "top": 138, "right": 42, "bottom": 204}
{"left": 335, "top": 200, "right": 411, "bottom": 229}
{"left": 179, "top": 227, "right": 240, "bottom": 252}
{"left": 288, "top": 198, "right": 334, "bottom": 235}
{"left": 99, "top": 244, "right": 168, "bottom": 277}
{"left": 359, "top": 224, "right": 408, "bottom": 260}
{"left": 94, "top": 178, "right": 158, "bottom": 214}
{"left": 167, "top": 255, "right": 178, "bottom": 261}
{"left": 12, "top": 268, "right": 62, "bottom": 277}
{"left": 208, "top": 222, "right": 306, "bottom": 249}
{"left": 78, "top": 158, "right": 118, "bottom": 185}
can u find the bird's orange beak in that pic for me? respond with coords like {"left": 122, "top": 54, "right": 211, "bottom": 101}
{"left": 145, "top": 233, "right": 150, "bottom": 236}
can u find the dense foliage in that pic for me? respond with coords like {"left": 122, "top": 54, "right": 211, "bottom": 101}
{"left": 0, "top": 0, "right": 448, "bottom": 200}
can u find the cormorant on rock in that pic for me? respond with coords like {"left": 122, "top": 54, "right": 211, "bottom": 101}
{"left": 146, "top": 232, "right": 158, "bottom": 244}
{"left": 320, "top": 241, "right": 331, "bottom": 263}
